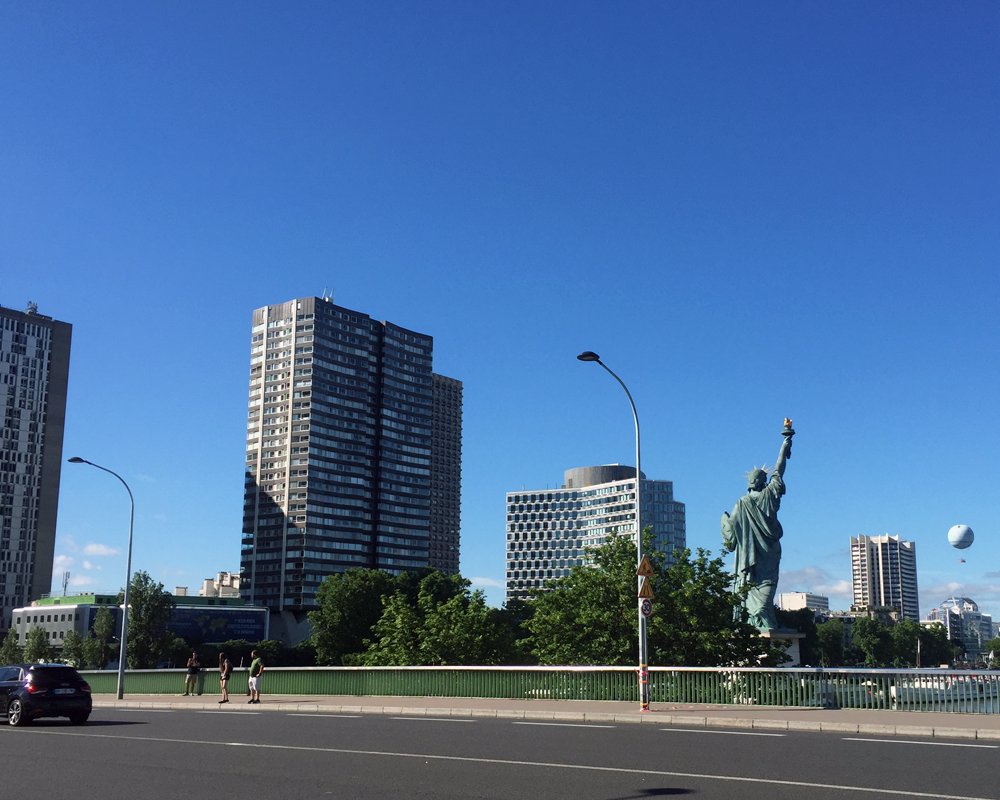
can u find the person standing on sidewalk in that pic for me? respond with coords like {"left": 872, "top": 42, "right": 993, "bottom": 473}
{"left": 248, "top": 650, "right": 264, "bottom": 704}
{"left": 183, "top": 651, "right": 200, "bottom": 696}
{"left": 218, "top": 652, "right": 232, "bottom": 704}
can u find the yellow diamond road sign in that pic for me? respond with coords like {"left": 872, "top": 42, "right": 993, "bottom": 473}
{"left": 636, "top": 555, "right": 654, "bottom": 578}
{"left": 638, "top": 576, "right": 654, "bottom": 599}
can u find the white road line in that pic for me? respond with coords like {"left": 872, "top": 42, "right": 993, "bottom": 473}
{"left": 515, "top": 722, "right": 616, "bottom": 729}
{"left": 843, "top": 737, "right": 998, "bottom": 749}
{"left": 389, "top": 717, "right": 475, "bottom": 723}
{"left": 6, "top": 728, "right": 990, "bottom": 800}
{"left": 104, "top": 708, "right": 174, "bottom": 713}
{"left": 661, "top": 728, "right": 785, "bottom": 737}
{"left": 288, "top": 714, "right": 361, "bottom": 719}
{"left": 196, "top": 711, "right": 261, "bottom": 716}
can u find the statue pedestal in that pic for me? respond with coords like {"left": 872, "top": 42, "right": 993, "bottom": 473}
{"left": 759, "top": 629, "right": 806, "bottom": 666}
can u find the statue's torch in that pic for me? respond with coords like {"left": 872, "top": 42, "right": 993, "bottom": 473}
{"left": 782, "top": 418, "right": 795, "bottom": 458}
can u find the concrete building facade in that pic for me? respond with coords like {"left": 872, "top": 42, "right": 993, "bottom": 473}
{"left": 778, "top": 592, "right": 830, "bottom": 614}
{"left": 925, "top": 596, "right": 995, "bottom": 662}
{"left": 240, "top": 297, "right": 461, "bottom": 633}
{"left": 851, "top": 533, "right": 920, "bottom": 622}
{"left": 0, "top": 303, "right": 72, "bottom": 633}
{"left": 505, "top": 464, "right": 685, "bottom": 602}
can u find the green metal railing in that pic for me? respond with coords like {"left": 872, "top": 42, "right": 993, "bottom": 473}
{"left": 80, "top": 666, "right": 1000, "bottom": 714}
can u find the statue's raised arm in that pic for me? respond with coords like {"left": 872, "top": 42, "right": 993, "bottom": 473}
{"left": 774, "top": 418, "right": 795, "bottom": 478}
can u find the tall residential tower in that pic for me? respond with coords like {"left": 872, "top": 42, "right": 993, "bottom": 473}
{"left": 0, "top": 303, "right": 72, "bottom": 632}
{"left": 851, "top": 533, "right": 919, "bottom": 622}
{"left": 505, "top": 465, "right": 685, "bottom": 602}
{"left": 240, "top": 297, "right": 461, "bottom": 635}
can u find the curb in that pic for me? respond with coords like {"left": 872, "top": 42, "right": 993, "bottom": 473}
{"left": 91, "top": 699, "right": 1000, "bottom": 741}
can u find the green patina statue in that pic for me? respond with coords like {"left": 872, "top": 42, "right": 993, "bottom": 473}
{"left": 721, "top": 420, "right": 795, "bottom": 631}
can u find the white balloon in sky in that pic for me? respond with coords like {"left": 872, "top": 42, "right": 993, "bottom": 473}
{"left": 947, "top": 524, "right": 974, "bottom": 550}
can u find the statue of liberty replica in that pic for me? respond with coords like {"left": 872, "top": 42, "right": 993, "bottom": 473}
{"left": 721, "top": 420, "right": 795, "bottom": 632}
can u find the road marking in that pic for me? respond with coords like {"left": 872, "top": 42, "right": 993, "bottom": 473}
{"left": 196, "top": 711, "right": 261, "bottom": 716}
{"left": 288, "top": 714, "right": 361, "bottom": 719}
{"left": 105, "top": 708, "right": 174, "bottom": 713}
{"left": 661, "top": 728, "right": 785, "bottom": 737}
{"left": 515, "top": 722, "right": 616, "bottom": 729}
{"left": 843, "top": 737, "right": 998, "bottom": 749}
{"left": 389, "top": 717, "right": 475, "bottom": 723}
{"left": 4, "top": 728, "right": 990, "bottom": 800}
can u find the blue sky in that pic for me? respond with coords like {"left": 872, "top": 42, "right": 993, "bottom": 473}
{"left": 3, "top": 2, "right": 998, "bottom": 621}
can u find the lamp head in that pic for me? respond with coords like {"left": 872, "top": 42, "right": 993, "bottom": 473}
{"left": 67, "top": 457, "right": 86, "bottom": 464}
{"left": 577, "top": 351, "right": 601, "bottom": 363}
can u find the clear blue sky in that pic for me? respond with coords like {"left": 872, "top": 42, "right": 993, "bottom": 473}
{"left": 3, "top": 2, "right": 998, "bottom": 620}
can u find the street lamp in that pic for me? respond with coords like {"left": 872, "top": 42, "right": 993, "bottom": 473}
{"left": 67, "top": 457, "right": 134, "bottom": 700}
{"left": 576, "top": 351, "right": 650, "bottom": 712}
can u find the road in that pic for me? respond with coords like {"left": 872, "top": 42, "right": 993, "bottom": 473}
{"left": 2, "top": 707, "right": 997, "bottom": 799}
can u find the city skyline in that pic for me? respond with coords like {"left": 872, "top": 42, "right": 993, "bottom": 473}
{"left": 3, "top": 4, "right": 997, "bottom": 621}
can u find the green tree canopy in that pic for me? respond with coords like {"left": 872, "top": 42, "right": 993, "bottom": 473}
{"left": 60, "top": 630, "right": 86, "bottom": 667}
{"left": 308, "top": 568, "right": 396, "bottom": 665}
{"left": 361, "top": 571, "right": 517, "bottom": 665}
{"left": 815, "top": 619, "right": 845, "bottom": 666}
{"left": 525, "top": 535, "right": 781, "bottom": 667}
{"left": 81, "top": 606, "right": 117, "bottom": 669}
{"left": 0, "top": 627, "right": 23, "bottom": 664}
{"left": 119, "top": 571, "right": 176, "bottom": 669}
{"left": 23, "top": 626, "right": 53, "bottom": 663}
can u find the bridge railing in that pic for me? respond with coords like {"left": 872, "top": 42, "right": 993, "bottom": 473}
{"left": 79, "top": 666, "right": 1000, "bottom": 714}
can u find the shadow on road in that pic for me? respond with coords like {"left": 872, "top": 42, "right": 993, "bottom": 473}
{"left": 612, "top": 789, "right": 693, "bottom": 798}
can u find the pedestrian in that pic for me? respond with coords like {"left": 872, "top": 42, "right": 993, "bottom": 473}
{"left": 218, "top": 651, "right": 232, "bottom": 704}
{"left": 248, "top": 649, "right": 264, "bottom": 704}
{"left": 183, "top": 651, "right": 200, "bottom": 696}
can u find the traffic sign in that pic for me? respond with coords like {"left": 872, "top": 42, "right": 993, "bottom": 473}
{"left": 640, "top": 599, "right": 653, "bottom": 618}
{"left": 636, "top": 555, "right": 654, "bottom": 577}
{"left": 638, "top": 576, "right": 654, "bottom": 599}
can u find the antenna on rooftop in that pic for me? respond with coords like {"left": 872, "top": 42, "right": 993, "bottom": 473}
{"left": 321, "top": 288, "right": 334, "bottom": 303}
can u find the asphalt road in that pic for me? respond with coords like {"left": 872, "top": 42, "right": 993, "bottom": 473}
{"left": 1, "top": 707, "right": 997, "bottom": 800}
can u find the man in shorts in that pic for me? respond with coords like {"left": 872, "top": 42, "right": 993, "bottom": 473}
{"left": 248, "top": 649, "right": 264, "bottom": 704}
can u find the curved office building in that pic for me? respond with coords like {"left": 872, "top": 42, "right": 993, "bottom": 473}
{"left": 504, "top": 464, "right": 685, "bottom": 602}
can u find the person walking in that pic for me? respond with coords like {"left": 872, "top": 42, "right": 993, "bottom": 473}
{"left": 218, "top": 652, "right": 232, "bottom": 704}
{"left": 183, "top": 651, "right": 200, "bottom": 696}
{"left": 247, "top": 649, "right": 264, "bottom": 704}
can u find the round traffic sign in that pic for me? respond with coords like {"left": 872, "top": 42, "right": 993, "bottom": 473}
{"left": 640, "top": 599, "right": 653, "bottom": 618}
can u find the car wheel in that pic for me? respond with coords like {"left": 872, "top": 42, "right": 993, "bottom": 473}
{"left": 8, "top": 699, "right": 28, "bottom": 727}
{"left": 69, "top": 712, "right": 90, "bottom": 725}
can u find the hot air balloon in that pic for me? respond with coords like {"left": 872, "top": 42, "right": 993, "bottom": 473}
{"left": 948, "top": 524, "right": 974, "bottom": 550}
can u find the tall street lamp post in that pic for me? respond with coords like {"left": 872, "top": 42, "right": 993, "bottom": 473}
{"left": 576, "top": 351, "right": 650, "bottom": 712}
{"left": 67, "top": 457, "right": 134, "bottom": 700}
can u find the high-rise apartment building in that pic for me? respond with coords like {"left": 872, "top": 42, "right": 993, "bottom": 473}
{"left": 925, "top": 597, "right": 994, "bottom": 662}
{"left": 429, "top": 374, "right": 462, "bottom": 574}
{"left": 0, "top": 302, "right": 72, "bottom": 632}
{"left": 505, "top": 464, "right": 685, "bottom": 602}
{"left": 240, "top": 297, "right": 461, "bottom": 627}
{"left": 851, "top": 533, "right": 919, "bottom": 622}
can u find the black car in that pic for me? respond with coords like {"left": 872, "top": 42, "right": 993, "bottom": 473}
{"left": 0, "top": 663, "right": 92, "bottom": 726}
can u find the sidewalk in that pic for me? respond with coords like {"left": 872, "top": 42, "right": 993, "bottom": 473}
{"left": 92, "top": 693, "right": 1000, "bottom": 741}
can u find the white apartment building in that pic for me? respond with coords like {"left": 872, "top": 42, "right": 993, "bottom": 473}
{"left": 851, "top": 534, "right": 919, "bottom": 622}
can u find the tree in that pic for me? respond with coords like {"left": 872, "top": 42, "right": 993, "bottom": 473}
{"left": 119, "top": 571, "right": 176, "bottom": 669}
{"left": 61, "top": 630, "right": 86, "bottom": 667}
{"left": 815, "top": 619, "right": 845, "bottom": 666}
{"left": 525, "top": 535, "right": 781, "bottom": 667}
{"left": 23, "top": 626, "right": 53, "bottom": 663}
{"left": 981, "top": 636, "right": 1000, "bottom": 666}
{"left": 309, "top": 568, "right": 396, "bottom": 665}
{"left": 851, "top": 617, "right": 893, "bottom": 667}
{"left": 361, "top": 571, "right": 517, "bottom": 666}
{"left": 889, "top": 619, "right": 922, "bottom": 667}
{"left": 0, "top": 627, "right": 22, "bottom": 664}
{"left": 82, "top": 607, "right": 117, "bottom": 669}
